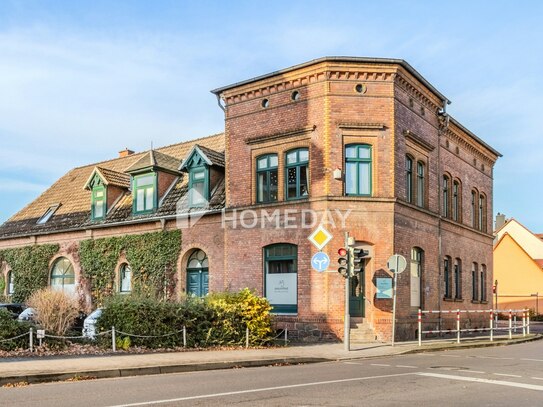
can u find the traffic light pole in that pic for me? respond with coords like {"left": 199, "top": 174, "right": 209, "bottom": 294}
{"left": 344, "top": 231, "right": 350, "bottom": 352}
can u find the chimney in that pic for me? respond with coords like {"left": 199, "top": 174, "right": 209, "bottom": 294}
{"left": 495, "top": 212, "right": 506, "bottom": 231}
{"left": 118, "top": 148, "right": 135, "bottom": 158}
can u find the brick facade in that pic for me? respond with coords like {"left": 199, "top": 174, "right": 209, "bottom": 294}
{"left": 0, "top": 57, "right": 500, "bottom": 342}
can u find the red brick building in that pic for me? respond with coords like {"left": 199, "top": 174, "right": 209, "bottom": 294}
{"left": 0, "top": 57, "right": 500, "bottom": 341}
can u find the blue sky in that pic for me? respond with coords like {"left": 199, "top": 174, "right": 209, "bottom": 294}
{"left": 0, "top": 1, "right": 542, "bottom": 231}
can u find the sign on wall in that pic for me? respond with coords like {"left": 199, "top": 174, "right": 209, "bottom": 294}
{"left": 265, "top": 273, "right": 297, "bottom": 306}
{"left": 376, "top": 278, "right": 393, "bottom": 299}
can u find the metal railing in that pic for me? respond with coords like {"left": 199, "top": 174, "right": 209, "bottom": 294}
{"left": 417, "top": 308, "right": 531, "bottom": 346}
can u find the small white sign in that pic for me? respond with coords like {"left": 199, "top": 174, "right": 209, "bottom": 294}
{"left": 387, "top": 254, "right": 407, "bottom": 274}
{"left": 37, "top": 329, "right": 45, "bottom": 339}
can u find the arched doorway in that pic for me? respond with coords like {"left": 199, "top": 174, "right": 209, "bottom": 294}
{"left": 186, "top": 249, "right": 208, "bottom": 297}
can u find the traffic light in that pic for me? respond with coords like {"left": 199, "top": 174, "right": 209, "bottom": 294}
{"left": 337, "top": 247, "right": 348, "bottom": 277}
{"left": 349, "top": 247, "right": 369, "bottom": 275}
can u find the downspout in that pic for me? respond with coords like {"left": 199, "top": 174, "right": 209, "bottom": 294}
{"left": 215, "top": 94, "right": 225, "bottom": 112}
{"left": 437, "top": 99, "right": 450, "bottom": 332}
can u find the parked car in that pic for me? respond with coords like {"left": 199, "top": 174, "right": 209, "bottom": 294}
{"left": 0, "top": 303, "right": 26, "bottom": 319}
{"left": 82, "top": 308, "right": 103, "bottom": 339}
{"left": 17, "top": 307, "right": 35, "bottom": 322}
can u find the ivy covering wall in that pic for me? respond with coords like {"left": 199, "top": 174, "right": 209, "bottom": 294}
{"left": 79, "top": 230, "right": 182, "bottom": 305}
{"left": 0, "top": 244, "right": 60, "bottom": 303}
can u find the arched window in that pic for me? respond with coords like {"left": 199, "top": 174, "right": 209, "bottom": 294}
{"left": 256, "top": 154, "right": 278, "bottom": 203}
{"left": 7, "top": 271, "right": 14, "bottom": 296}
{"left": 50, "top": 257, "right": 75, "bottom": 294}
{"left": 480, "top": 264, "right": 487, "bottom": 302}
{"left": 285, "top": 148, "right": 309, "bottom": 200}
{"left": 472, "top": 262, "right": 479, "bottom": 301}
{"left": 452, "top": 180, "right": 461, "bottom": 222}
{"left": 119, "top": 264, "right": 132, "bottom": 293}
{"left": 479, "top": 194, "right": 487, "bottom": 232}
{"left": 187, "top": 249, "right": 208, "bottom": 297}
{"left": 406, "top": 155, "right": 413, "bottom": 203}
{"left": 444, "top": 256, "right": 452, "bottom": 299}
{"left": 345, "top": 144, "right": 372, "bottom": 196}
{"left": 471, "top": 189, "right": 478, "bottom": 229}
{"left": 416, "top": 161, "right": 425, "bottom": 207}
{"left": 442, "top": 175, "right": 450, "bottom": 218}
{"left": 410, "top": 247, "right": 424, "bottom": 308}
{"left": 264, "top": 243, "right": 298, "bottom": 314}
{"left": 454, "top": 258, "right": 462, "bottom": 299}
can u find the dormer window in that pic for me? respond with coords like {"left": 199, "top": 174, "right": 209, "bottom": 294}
{"left": 92, "top": 185, "right": 106, "bottom": 220}
{"left": 133, "top": 173, "right": 157, "bottom": 214}
{"left": 37, "top": 204, "right": 60, "bottom": 225}
{"left": 180, "top": 144, "right": 224, "bottom": 209}
{"left": 189, "top": 167, "right": 208, "bottom": 207}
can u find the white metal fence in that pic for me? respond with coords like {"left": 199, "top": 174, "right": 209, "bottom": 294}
{"left": 417, "top": 308, "right": 531, "bottom": 346}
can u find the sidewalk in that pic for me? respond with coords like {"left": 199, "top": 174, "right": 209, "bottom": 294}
{"left": 1, "top": 334, "right": 541, "bottom": 386}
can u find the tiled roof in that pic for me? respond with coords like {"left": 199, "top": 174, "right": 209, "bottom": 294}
{"left": 0, "top": 133, "right": 225, "bottom": 239}
{"left": 95, "top": 167, "right": 131, "bottom": 189}
{"left": 197, "top": 145, "right": 225, "bottom": 167}
{"left": 125, "top": 150, "right": 181, "bottom": 174}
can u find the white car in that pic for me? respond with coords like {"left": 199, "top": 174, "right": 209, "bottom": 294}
{"left": 17, "top": 307, "right": 36, "bottom": 322}
{"left": 82, "top": 308, "right": 103, "bottom": 339}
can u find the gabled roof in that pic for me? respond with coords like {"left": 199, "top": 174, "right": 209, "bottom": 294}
{"left": 495, "top": 232, "right": 543, "bottom": 272}
{"left": 0, "top": 133, "right": 225, "bottom": 239}
{"left": 83, "top": 166, "right": 131, "bottom": 190}
{"left": 125, "top": 150, "right": 181, "bottom": 174}
{"left": 494, "top": 218, "right": 543, "bottom": 260}
{"left": 179, "top": 144, "right": 225, "bottom": 171}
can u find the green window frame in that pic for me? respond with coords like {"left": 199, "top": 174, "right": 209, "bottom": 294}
{"left": 452, "top": 180, "right": 460, "bottom": 221}
{"left": 91, "top": 185, "right": 106, "bottom": 220}
{"left": 133, "top": 173, "right": 157, "bottom": 214}
{"left": 472, "top": 262, "right": 478, "bottom": 301}
{"left": 285, "top": 148, "right": 309, "bottom": 200}
{"left": 189, "top": 167, "right": 209, "bottom": 207}
{"left": 442, "top": 175, "right": 450, "bottom": 218}
{"left": 406, "top": 155, "right": 413, "bottom": 203}
{"left": 444, "top": 256, "right": 452, "bottom": 299}
{"left": 256, "top": 154, "right": 278, "bottom": 203}
{"left": 50, "top": 257, "right": 75, "bottom": 294}
{"left": 416, "top": 161, "right": 425, "bottom": 207}
{"left": 264, "top": 244, "right": 298, "bottom": 314}
{"left": 345, "top": 144, "right": 372, "bottom": 196}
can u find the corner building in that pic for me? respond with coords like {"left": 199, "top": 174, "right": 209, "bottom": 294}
{"left": 0, "top": 57, "right": 500, "bottom": 342}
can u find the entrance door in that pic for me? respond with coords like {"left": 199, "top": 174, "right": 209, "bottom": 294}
{"left": 186, "top": 249, "right": 209, "bottom": 297}
{"left": 349, "top": 273, "right": 365, "bottom": 317}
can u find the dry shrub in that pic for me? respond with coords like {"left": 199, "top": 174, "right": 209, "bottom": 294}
{"left": 27, "top": 288, "right": 79, "bottom": 336}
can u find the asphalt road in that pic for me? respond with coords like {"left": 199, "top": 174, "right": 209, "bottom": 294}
{"left": 2, "top": 340, "right": 543, "bottom": 407}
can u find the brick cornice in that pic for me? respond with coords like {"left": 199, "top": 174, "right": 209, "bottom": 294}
{"left": 394, "top": 70, "right": 442, "bottom": 111}
{"left": 338, "top": 123, "right": 386, "bottom": 130}
{"left": 245, "top": 125, "right": 316, "bottom": 145}
{"left": 444, "top": 126, "right": 496, "bottom": 166}
{"left": 403, "top": 130, "right": 436, "bottom": 152}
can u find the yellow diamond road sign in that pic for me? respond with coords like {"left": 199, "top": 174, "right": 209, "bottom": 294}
{"left": 308, "top": 225, "right": 333, "bottom": 250}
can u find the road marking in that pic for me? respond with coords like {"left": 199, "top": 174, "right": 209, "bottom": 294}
{"left": 396, "top": 365, "right": 418, "bottom": 369}
{"left": 458, "top": 370, "right": 486, "bottom": 374}
{"left": 370, "top": 363, "right": 390, "bottom": 367}
{"left": 521, "top": 358, "right": 543, "bottom": 362}
{"left": 343, "top": 362, "right": 364, "bottom": 365}
{"left": 106, "top": 372, "right": 416, "bottom": 406}
{"left": 417, "top": 372, "right": 543, "bottom": 391}
{"left": 473, "top": 356, "right": 514, "bottom": 360}
{"left": 493, "top": 373, "right": 522, "bottom": 378}
{"left": 439, "top": 354, "right": 461, "bottom": 358}
{"left": 531, "top": 377, "right": 543, "bottom": 381}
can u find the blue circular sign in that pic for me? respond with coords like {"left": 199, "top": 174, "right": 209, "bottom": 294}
{"left": 311, "top": 252, "right": 330, "bottom": 272}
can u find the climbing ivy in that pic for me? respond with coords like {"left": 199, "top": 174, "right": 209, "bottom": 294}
{"left": 79, "top": 237, "right": 123, "bottom": 306}
{"left": 79, "top": 230, "right": 181, "bottom": 305}
{"left": 0, "top": 244, "right": 60, "bottom": 303}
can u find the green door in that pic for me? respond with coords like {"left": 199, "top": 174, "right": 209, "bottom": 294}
{"left": 349, "top": 274, "right": 364, "bottom": 317}
{"left": 186, "top": 249, "right": 209, "bottom": 297}
{"left": 187, "top": 269, "right": 208, "bottom": 297}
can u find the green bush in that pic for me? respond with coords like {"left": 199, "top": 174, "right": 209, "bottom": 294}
{"left": 0, "top": 309, "right": 33, "bottom": 351}
{"left": 96, "top": 289, "right": 273, "bottom": 349}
